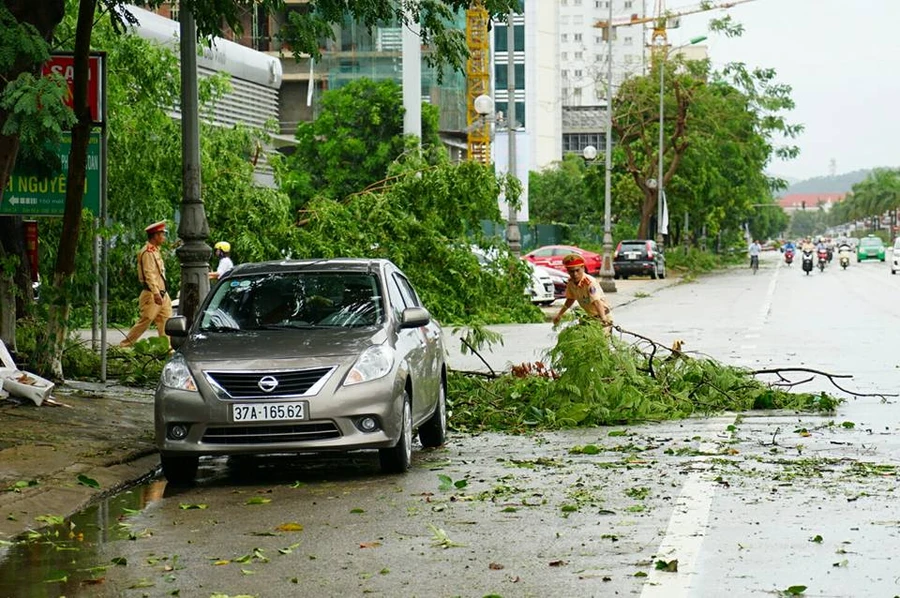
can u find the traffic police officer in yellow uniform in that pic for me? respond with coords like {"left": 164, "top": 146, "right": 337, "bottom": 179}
{"left": 552, "top": 253, "right": 613, "bottom": 328}
{"left": 120, "top": 221, "right": 173, "bottom": 347}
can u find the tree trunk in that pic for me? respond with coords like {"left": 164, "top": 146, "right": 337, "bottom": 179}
{"left": 637, "top": 188, "right": 657, "bottom": 239}
{"left": 0, "top": 0, "right": 67, "bottom": 357}
{"left": 35, "top": 0, "right": 96, "bottom": 380}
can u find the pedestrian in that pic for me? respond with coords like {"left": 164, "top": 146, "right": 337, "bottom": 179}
{"left": 120, "top": 221, "right": 173, "bottom": 348}
{"left": 209, "top": 241, "right": 234, "bottom": 281}
{"left": 552, "top": 253, "right": 613, "bottom": 328}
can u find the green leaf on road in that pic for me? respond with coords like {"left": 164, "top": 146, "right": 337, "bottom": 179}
{"left": 350, "top": 508, "right": 365, "bottom": 514}
{"left": 809, "top": 535, "right": 823, "bottom": 543}
{"left": 245, "top": 497, "right": 272, "bottom": 505}
{"left": 76, "top": 474, "right": 100, "bottom": 489}
{"left": 841, "top": 421, "right": 855, "bottom": 429}
{"left": 111, "top": 557, "right": 127, "bottom": 566}
{"left": 7, "top": 479, "right": 38, "bottom": 492}
{"left": 634, "top": 571, "right": 648, "bottom": 577}
{"left": 608, "top": 430, "right": 628, "bottom": 437}
{"left": 178, "top": 503, "right": 208, "bottom": 510}
{"left": 655, "top": 559, "right": 678, "bottom": 572}
{"left": 35, "top": 514, "right": 64, "bottom": 525}
{"left": 781, "top": 586, "right": 807, "bottom": 596}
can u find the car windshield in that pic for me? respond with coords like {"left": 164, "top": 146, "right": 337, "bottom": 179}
{"left": 198, "top": 271, "right": 383, "bottom": 331}
{"left": 861, "top": 238, "right": 882, "bottom": 247}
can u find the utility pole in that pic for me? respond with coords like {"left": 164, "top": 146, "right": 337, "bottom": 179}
{"left": 177, "top": 7, "right": 211, "bottom": 325}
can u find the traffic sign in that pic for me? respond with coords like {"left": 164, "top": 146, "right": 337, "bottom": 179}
{"left": 41, "top": 54, "right": 105, "bottom": 124}
{"left": 0, "top": 131, "right": 102, "bottom": 216}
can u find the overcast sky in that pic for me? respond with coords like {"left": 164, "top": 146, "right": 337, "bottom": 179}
{"left": 667, "top": 0, "right": 900, "bottom": 181}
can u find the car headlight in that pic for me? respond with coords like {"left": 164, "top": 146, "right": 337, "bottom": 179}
{"left": 344, "top": 344, "right": 394, "bottom": 386}
{"left": 161, "top": 354, "right": 198, "bottom": 391}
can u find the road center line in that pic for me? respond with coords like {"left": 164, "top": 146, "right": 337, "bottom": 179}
{"left": 758, "top": 259, "right": 780, "bottom": 325}
{"left": 639, "top": 417, "right": 732, "bottom": 598}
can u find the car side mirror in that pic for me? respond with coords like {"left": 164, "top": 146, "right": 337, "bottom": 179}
{"left": 165, "top": 316, "right": 189, "bottom": 349}
{"left": 399, "top": 306, "right": 431, "bottom": 329}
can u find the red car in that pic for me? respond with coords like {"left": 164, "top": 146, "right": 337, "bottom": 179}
{"left": 523, "top": 245, "right": 602, "bottom": 275}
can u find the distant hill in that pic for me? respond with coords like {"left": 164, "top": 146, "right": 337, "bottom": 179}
{"left": 781, "top": 169, "right": 874, "bottom": 196}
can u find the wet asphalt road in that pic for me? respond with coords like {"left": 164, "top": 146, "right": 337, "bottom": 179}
{"left": 9, "top": 251, "right": 900, "bottom": 598}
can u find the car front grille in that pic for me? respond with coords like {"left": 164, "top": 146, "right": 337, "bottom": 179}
{"left": 202, "top": 422, "right": 342, "bottom": 445}
{"left": 205, "top": 367, "right": 335, "bottom": 399}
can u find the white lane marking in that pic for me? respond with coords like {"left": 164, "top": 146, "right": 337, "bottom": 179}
{"left": 640, "top": 418, "right": 731, "bottom": 598}
{"left": 743, "top": 334, "right": 760, "bottom": 339}
{"left": 758, "top": 260, "right": 780, "bottom": 324}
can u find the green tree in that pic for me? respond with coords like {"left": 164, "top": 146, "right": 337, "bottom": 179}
{"left": 613, "top": 57, "right": 798, "bottom": 241}
{"left": 1, "top": 0, "right": 520, "bottom": 377}
{"left": 277, "top": 78, "right": 443, "bottom": 209}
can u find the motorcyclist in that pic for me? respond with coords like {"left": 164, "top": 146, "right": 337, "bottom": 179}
{"left": 782, "top": 240, "right": 796, "bottom": 253}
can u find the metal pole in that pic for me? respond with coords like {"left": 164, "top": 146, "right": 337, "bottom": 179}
{"left": 91, "top": 217, "right": 99, "bottom": 351}
{"left": 505, "top": 9, "right": 521, "bottom": 257}
{"left": 657, "top": 47, "right": 665, "bottom": 252}
{"left": 176, "top": 7, "right": 211, "bottom": 326}
{"left": 402, "top": 7, "right": 422, "bottom": 141}
{"left": 99, "top": 55, "right": 108, "bottom": 382}
{"left": 598, "top": 0, "right": 616, "bottom": 292}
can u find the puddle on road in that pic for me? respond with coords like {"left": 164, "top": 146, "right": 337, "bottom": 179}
{"left": 0, "top": 480, "right": 166, "bottom": 598}
{"left": 0, "top": 452, "right": 399, "bottom": 597}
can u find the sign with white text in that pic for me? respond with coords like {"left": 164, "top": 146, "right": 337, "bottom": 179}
{"left": 41, "top": 54, "right": 105, "bottom": 124}
{"left": 0, "top": 131, "right": 102, "bottom": 216}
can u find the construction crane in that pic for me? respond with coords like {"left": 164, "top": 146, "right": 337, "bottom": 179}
{"left": 595, "top": 0, "right": 757, "bottom": 49}
{"left": 466, "top": 1, "right": 491, "bottom": 165}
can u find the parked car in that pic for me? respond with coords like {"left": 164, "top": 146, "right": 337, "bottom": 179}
{"left": 533, "top": 264, "right": 568, "bottom": 300}
{"left": 613, "top": 239, "right": 666, "bottom": 279}
{"left": 471, "top": 246, "right": 553, "bottom": 305}
{"left": 155, "top": 258, "right": 447, "bottom": 484}
{"left": 891, "top": 238, "right": 900, "bottom": 274}
{"left": 857, "top": 235, "right": 885, "bottom": 262}
{"left": 523, "top": 245, "right": 602, "bottom": 275}
{"left": 524, "top": 261, "right": 556, "bottom": 306}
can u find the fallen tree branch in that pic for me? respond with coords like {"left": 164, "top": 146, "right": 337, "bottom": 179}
{"left": 459, "top": 338, "right": 497, "bottom": 378}
{"left": 614, "top": 326, "right": 897, "bottom": 400}
{"left": 751, "top": 368, "right": 898, "bottom": 400}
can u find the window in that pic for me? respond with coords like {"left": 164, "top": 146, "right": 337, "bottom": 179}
{"left": 562, "top": 52, "right": 568, "bottom": 60}
{"left": 574, "top": 69, "right": 583, "bottom": 77}
{"left": 574, "top": 33, "right": 582, "bottom": 41}
{"left": 575, "top": 52, "right": 583, "bottom": 60}
{"left": 561, "top": 33, "right": 569, "bottom": 42}
{"left": 494, "top": 63, "right": 525, "bottom": 90}
{"left": 494, "top": 24, "right": 525, "bottom": 52}
{"left": 624, "top": 36, "right": 633, "bottom": 45}
{"left": 562, "top": 69, "right": 569, "bottom": 78}
{"left": 495, "top": 102, "right": 526, "bottom": 128}
{"left": 573, "top": 17, "right": 583, "bottom": 26}
{"left": 573, "top": 87, "right": 582, "bottom": 98}
{"left": 574, "top": 0, "right": 582, "bottom": 5}
{"left": 624, "top": 0, "right": 634, "bottom": 7}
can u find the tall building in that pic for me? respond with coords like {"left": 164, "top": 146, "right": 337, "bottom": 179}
{"left": 558, "top": 0, "right": 649, "bottom": 157}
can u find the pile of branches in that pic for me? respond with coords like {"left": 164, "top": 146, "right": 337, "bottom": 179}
{"left": 448, "top": 321, "right": 886, "bottom": 434}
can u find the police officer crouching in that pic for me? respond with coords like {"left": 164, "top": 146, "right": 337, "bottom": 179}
{"left": 120, "top": 221, "right": 173, "bottom": 348}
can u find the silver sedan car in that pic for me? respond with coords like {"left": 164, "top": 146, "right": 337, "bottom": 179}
{"left": 155, "top": 258, "right": 447, "bottom": 484}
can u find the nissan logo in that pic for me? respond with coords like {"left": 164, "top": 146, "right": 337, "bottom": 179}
{"left": 257, "top": 375, "right": 279, "bottom": 393}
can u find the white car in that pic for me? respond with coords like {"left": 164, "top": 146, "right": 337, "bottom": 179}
{"left": 525, "top": 261, "right": 555, "bottom": 306}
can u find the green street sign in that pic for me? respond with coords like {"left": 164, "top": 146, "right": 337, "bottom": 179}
{"left": 1, "top": 131, "right": 102, "bottom": 216}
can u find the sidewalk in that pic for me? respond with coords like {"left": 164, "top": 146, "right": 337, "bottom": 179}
{"left": 1, "top": 273, "right": 680, "bottom": 542}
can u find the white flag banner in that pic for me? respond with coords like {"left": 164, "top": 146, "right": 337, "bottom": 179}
{"left": 660, "top": 189, "right": 670, "bottom": 235}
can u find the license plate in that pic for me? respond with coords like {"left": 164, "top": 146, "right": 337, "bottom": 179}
{"left": 628, "top": 252, "right": 639, "bottom": 260}
{"left": 232, "top": 401, "right": 306, "bottom": 422}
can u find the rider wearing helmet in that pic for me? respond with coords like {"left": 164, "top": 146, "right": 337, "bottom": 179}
{"left": 210, "top": 241, "right": 234, "bottom": 281}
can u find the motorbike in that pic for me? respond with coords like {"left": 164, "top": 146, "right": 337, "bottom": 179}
{"left": 802, "top": 250, "right": 814, "bottom": 275}
{"left": 838, "top": 246, "right": 852, "bottom": 269}
{"left": 784, "top": 248, "right": 794, "bottom": 265}
{"left": 826, "top": 247, "right": 833, "bottom": 263}
{"left": 817, "top": 248, "right": 828, "bottom": 272}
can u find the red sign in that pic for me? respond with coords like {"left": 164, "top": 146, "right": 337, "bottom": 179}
{"left": 24, "top": 221, "right": 38, "bottom": 282}
{"left": 41, "top": 54, "right": 104, "bottom": 124}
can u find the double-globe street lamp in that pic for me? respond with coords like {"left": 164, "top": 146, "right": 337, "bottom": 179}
{"left": 654, "top": 35, "right": 707, "bottom": 253}
{"left": 582, "top": 144, "right": 616, "bottom": 292}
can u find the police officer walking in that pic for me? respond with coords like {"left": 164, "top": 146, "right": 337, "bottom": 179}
{"left": 120, "top": 221, "right": 173, "bottom": 348}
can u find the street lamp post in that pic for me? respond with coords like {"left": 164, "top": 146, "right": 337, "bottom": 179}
{"left": 655, "top": 35, "right": 706, "bottom": 253}
{"left": 505, "top": 9, "right": 521, "bottom": 257}
{"left": 582, "top": 145, "right": 616, "bottom": 292}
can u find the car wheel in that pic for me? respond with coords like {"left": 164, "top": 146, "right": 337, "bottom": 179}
{"left": 160, "top": 455, "right": 199, "bottom": 485}
{"left": 418, "top": 378, "right": 447, "bottom": 448}
{"left": 380, "top": 392, "right": 412, "bottom": 474}
{"left": 659, "top": 266, "right": 666, "bottom": 280}
{"left": 613, "top": 273, "right": 620, "bottom": 280}
{"left": 650, "top": 267, "right": 658, "bottom": 280}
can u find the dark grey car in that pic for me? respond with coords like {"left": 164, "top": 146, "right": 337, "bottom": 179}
{"left": 155, "top": 259, "right": 447, "bottom": 484}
